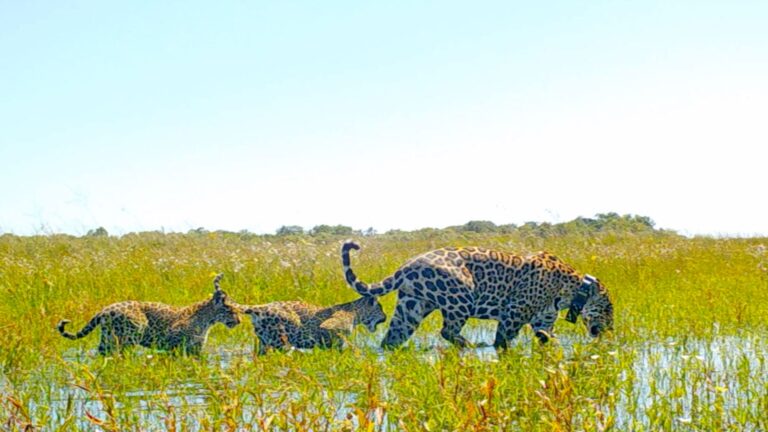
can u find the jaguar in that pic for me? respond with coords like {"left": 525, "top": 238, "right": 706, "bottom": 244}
{"left": 341, "top": 240, "right": 613, "bottom": 349}
{"left": 57, "top": 273, "right": 241, "bottom": 355}
{"left": 238, "top": 294, "right": 386, "bottom": 355}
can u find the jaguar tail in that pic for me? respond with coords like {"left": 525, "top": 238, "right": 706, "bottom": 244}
{"left": 57, "top": 314, "right": 101, "bottom": 340}
{"left": 341, "top": 240, "right": 401, "bottom": 297}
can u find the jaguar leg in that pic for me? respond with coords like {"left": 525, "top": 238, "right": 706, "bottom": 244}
{"left": 98, "top": 327, "right": 118, "bottom": 355}
{"left": 493, "top": 322, "right": 508, "bottom": 350}
{"left": 440, "top": 311, "right": 470, "bottom": 347}
{"left": 530, "top": 307, "right": 558, "bottom": 344}
{"left": 254, "top": 336, "right": 269, "bottom": 356}
{"left": 493, "top": 314, "right": 527, "bottom": 350}
{"left": 381, "top": 295, "right": 429, "bottom": 349}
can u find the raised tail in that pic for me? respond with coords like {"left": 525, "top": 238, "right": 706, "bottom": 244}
{"left": 57, "top": 315, "right": 100, "bottom": 340}
{"left": 341, "top": 240, "right": 401, "bottom": 297}
{"left": 213, "top": 273, "right": 224, "bottom": 291}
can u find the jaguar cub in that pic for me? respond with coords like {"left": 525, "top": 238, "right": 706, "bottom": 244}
{"left": 238, "top": 295, "right": 386, "bottom": 355}
{"left": 57, "top": 273, "right": 241, "bottom": 355}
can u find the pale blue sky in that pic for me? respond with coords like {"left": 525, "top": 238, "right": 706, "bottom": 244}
{"left": 2, "top": 1, "right": 767, "bottom": 236}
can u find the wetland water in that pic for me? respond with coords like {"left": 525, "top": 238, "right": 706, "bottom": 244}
{"left": 13, "top": 327, "right": 766, "bottom": 430}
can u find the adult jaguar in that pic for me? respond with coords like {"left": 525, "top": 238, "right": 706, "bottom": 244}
{"left": 57, "top": 273, "right": 241, "bottom": 355}
{"left": 341, "top": 241, "right": 613, "bottom": 349}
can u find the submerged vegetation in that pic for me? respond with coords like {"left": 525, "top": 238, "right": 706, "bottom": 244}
{"left": 1, "top": 215, "right": 767, "bottom": 430}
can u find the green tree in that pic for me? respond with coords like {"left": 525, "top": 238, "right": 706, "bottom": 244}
{"left": 309, "top": 225, "right": 357, "bottom": 236}
{"left": 461, "top": 220, "right": 498, "bottom": 233}
{"left": 276, "top": 225, "right": 304, "bottom": 236}
{"left": 85, "top": 227, "right": 109, "bottom": 237}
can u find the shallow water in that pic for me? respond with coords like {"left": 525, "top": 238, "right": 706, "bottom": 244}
{"left": 616, "top": 333, "right": 768, "bottom": 429}
{"left": 37, "top": 372, "right": 360, "bottom": 430}
{"left": 9, "top": 327, "right": 768, "bottom": 430}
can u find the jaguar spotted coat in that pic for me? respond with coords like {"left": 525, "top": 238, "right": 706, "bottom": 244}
{"left": 341, "top": 241, "right": 613, "bottom": 349}
{"left": 57, "top": 274, "right": 241, "bottom": 355}
{"left": 238, "top": 295, "right": 386, "bottom": 355}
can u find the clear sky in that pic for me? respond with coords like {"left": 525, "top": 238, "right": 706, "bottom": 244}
{"left": 1, "top": 1, "right": 766, "bottom": 237}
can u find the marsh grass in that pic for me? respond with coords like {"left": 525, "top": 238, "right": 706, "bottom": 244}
{"left": 1, "top": 231, "right": 767, "bottom": 430}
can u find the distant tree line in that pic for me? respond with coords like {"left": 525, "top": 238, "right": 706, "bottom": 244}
{"left": 445, "top": 213, "right": 660, "bottom": 236}
{"left": 76, "top": 213, "right": 667, "bottom": 240}
{"left": 275, "top": 224, "right": 374, "bottom": 237}
{"left": 271, "top": 213, "right": 665, "bottom": 238}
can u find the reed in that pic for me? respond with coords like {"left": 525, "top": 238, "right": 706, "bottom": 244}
{"left": 1, "top": 230, "right": 766, "bottom": 430}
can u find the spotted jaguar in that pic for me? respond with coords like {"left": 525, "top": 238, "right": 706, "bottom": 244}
{"left": 238, "top": 294, "right": 386, "bottom": 355}
{"left": 341, "top": 241, "right": 613, "bottom": 349}
{"left": 57, "top": 273, "right": 241, "bottom": 355}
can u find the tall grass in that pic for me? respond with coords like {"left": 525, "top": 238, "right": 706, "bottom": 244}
{"left": 1, "top": 231, "right": 767, "bottom": 430}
